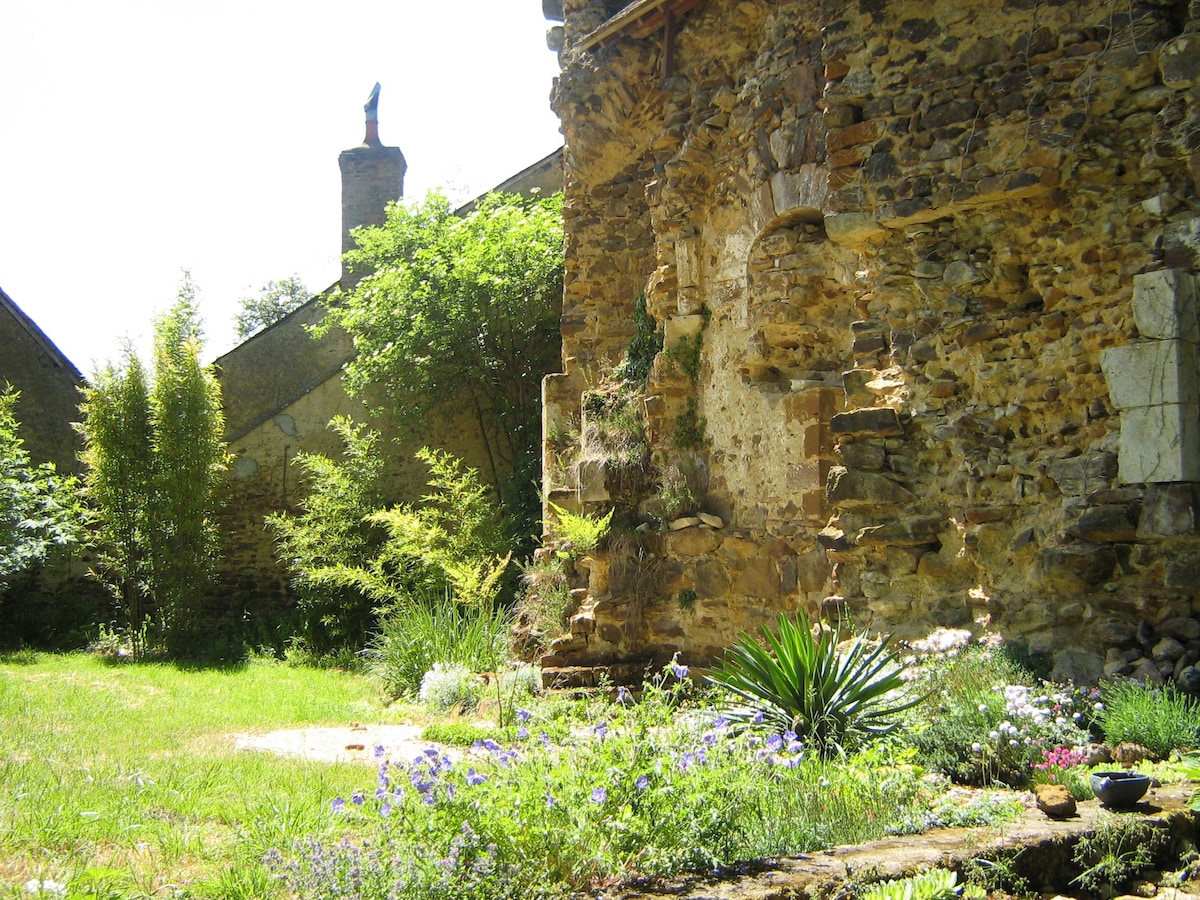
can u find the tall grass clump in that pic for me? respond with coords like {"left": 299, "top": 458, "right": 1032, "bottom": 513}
{"left": 1095, "top": 679, "right": 1200, "bottom": 758}
{"left": 370, "top": 597, "right": 510, "bottom": 700}
{"left": 269, "top": 665, "right": 944, "bottom": 900}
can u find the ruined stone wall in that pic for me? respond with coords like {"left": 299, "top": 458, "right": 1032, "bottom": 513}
{"left": 541, "top": 0, "right": 1200, "bottom": 686}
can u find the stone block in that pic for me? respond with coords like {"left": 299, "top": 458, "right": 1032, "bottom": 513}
{"left": 826, "top": 466, "right": 917, "bottom": 506}
{"left": 676, "top": 238, "right": 702, "bottom": 289}
{"left": 577, "top": 458, "right": 610, "bottom": 503}
{"left": 1100, "top": 341, "right": 1200, "bottom": 409}
{"left": 663, "top": 314, "right": 706, "bottom": 346}
{"left": 1117, "top": 404, "right": 1200, "bottom": 483}
{"left": 1071, "top": 504, "right": 1140, "bottom": 542}
{"left": 1040, "top": 545, "right": 1118, "bottom": 587}
{"left": 831, "top": 407, "right": 903, "bottom": 436}
{"left": 1047, "top": 453, "right": 1118, "bottom": 495}
{"left": 1160, "top": 34, "right": 1200, "bottom": 89}
{"left": 1139, "top": 484, "right": 1200, "bottom": 536}
{"left": 1130, "top": 269, "right": 1199, "bottom": 341}
{"left": 855, "top": 515, "right": 943, "bottom": 547}
{"left": 770, "top": 165, "right": 828, "bottom": 221}
{"left": 824, "top": 212, "right": 885, "bottom": 246}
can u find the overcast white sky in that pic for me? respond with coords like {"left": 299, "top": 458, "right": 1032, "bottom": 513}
{"left": 0, "top": 1, "right": 564, "bottom": 373}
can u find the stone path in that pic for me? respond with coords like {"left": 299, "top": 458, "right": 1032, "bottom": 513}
{"left": 233, "top": 723, "right": 462, "bottom": 764}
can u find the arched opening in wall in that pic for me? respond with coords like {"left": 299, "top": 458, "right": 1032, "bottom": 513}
{"left": 740, "top": 214, "right": 855, "bottom": 390}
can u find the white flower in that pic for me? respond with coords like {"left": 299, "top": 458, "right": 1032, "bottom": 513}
{"left": 971, "top": 742, "right": 982, "bottom": 753}
{"left": 24, "top": 880, "right": 67, "bottom": 897}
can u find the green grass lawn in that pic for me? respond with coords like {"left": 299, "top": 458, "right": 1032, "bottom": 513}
{"left": 0, "top": 652, "right": 400, "bottom": 899}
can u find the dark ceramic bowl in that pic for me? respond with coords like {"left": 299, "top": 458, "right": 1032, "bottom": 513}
{"left": 1090, "top": 770, "right": 1151, "bottom": 807}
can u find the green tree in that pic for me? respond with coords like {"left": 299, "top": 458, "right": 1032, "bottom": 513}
{"left": 322, "top": 190, "right": 563, "bottom": 541}
{"left": 78, "top": 274, "right": 228, "bottom": 656}
{"left": 148, "top": 275, "right": 228, "bottom": 653}
{"left": 0, "top": 388, "right": 84, "bottom": 585}
{"left": 77, "top": 345, "right": 156, "bottom": 647}
{"left": 234, "top": 274, "right": 309, "bottom": 339}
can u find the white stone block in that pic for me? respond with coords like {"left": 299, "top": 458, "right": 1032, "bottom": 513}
{"left": 1102, "top": 339, "right": 1200, "bottom": 410}
{"left": 1117, "top": 403, "right": 1200, "bottom": 484}
{"left": 663, "top": 314, "right": 706, "bottom": 346}
{"left": 576, "top": 458, "right": 610, "bottom": 503}
{"left": 676, "top": 238, "right": 702, "bottom": 290}
{"left": 1132, "top": 269, "right": 1198, "bottom": 342}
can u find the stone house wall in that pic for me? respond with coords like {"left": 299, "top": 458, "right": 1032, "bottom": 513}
{"left": 540, "top": 0, "right": 1200, "bottom": 686}
{"left": 0, "top": 286, "right": 83, "bottom": 473}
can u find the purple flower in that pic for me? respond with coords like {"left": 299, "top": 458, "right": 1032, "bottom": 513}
{"left": 516, "top": 708, "right": 531, "bottom": 723}
{"left": 678, "top": 751, "right": 695, "bottom": 772}
{"left": 465, "top": 768, "right": 487, "bottom": 786}
{"left": 591, "top": 787, "right": 608, "bottom": 804}
{"left": 478, "top": 739, "right": 502, "bottom": 753}
{"left": 497, "top": 749, "right": 519, "bottom": 768}
{"left": 373, "top": 744, "right": 386, "bottom": 759}
{"left": 617, "top": 686, "right": 631, "bottom": 704}
{"left": 593, "top": 721, "right": 609, "bottom": 741}
{"left": 713, "top": 716, "right": 729, "bottom": 730}
{"left": 635, "top": 774, "right": 650, "bottom": 791}
{"left": 331, "top": 797, "right": 346, "bottom": 813}
{"left": 351, "top": 791, "right": 365, "bottom": 806}
{"left": 671, "top": 660, "right": 689, "bottom": 680}
{"left": 539, "top": 731, "right": 551, "bottom": 747}
{"left": 752, "top": 710, "right": 764, "bottom": 724}
{"left": 545, "top": 790, "right": 557, "bottom": 808}
{"left": 766, "top": 734, "right": 784, "bottom": 753}
{"left": 380, "top": 801, "right": 392, "bottom": 817}
{"left": 517, "top": 724, "right": 529, "bottom": 740}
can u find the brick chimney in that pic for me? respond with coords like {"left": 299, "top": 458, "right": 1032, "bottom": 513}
{"left": 339, "top": 83, "right": 406, "bottom": 287}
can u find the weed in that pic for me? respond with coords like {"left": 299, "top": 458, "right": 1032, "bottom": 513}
{"left": 614, "top": 293, "right": 662, "bottom": 387}
{"left": 548, "top": 502, "right": 613, "bottom": 553}
{"left": 1072, "top": 818, "right": 1166, "bottom": 894}
{"left": 677, "top": 588, "right": 698, "bottom": 611}
{"left": 673, "top": 397, "right": 708, "bottom": 450}
{"left": 665, "top": 332, "right": 703, "bottom": 384}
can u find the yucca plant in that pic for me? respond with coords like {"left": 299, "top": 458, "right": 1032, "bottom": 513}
{"left": 707, "top": 609, "right": 920, "bottom": 755}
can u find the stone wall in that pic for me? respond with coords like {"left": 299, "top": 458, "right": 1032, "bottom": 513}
{"left": 540, "top": 0, "right": 1200, "bottom": 686}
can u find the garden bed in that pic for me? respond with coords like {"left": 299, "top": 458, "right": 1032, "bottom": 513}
{"left": 599, "top": 781, "right": 1200, "bottom": 900}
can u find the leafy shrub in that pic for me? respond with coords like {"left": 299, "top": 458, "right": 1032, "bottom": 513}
{"left": 614, "top": 292, "right": 661, "bottom": 387}
{"left": 707, "top": 609, "right": 919, "bottom": 755}
{"left": 419, "top": 662, "right": 482, "bottom": 713}
{"left": 273, "top": 438, "right": 514, "bottom": 671}
{"left": 1095, "top": 679, "right": 1200, "bottom": 758}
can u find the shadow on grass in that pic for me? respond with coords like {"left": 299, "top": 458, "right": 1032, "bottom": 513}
{"left": 0, "top": 648, "right": 41, "bottom": 665}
